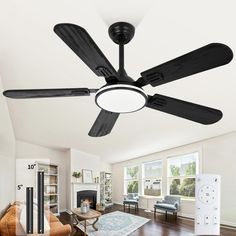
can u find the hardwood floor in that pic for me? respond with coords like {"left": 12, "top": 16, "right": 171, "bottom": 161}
{"left": 58, "top": 204, "right": 236, "bottom": 236}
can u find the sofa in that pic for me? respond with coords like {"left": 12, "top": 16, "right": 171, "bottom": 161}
{"left": 154, "top": 195, "right": 181, "bottom": 220}
{"left": 0, "top": 202, "right": 71, "bottom": 236}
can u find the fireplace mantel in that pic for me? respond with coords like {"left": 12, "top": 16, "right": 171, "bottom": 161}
{"left": 71, "top": 182, "right": 100, "bottom": 209}
{"left": 72, "top": 182, "right": 99, "bottom": 185}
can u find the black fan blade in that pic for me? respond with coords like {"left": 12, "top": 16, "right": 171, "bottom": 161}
{"left": 88, "top": 110, "right": 119, "bottom": 137}
{"left": 146, "top": 94, "right": 222, "bottom": 124}
{"left": 3, "top": 88, "right": 97, "bottom": 99}
{"left": 137, "top": 43, "right": 233, "bottom": 87}
{"left": 54, "top": 23, "right": 118, "bottom": 82}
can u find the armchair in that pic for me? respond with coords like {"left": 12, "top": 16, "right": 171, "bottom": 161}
{"left": 154, "top": 195, "right": 181, "bottom": 220}
{"left": 123, "top": 193, "right": 139, "bottom": 213}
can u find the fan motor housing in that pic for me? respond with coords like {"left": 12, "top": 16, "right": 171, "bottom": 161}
{"left": 108, "top": 22, "right": 135, "bottom": 45}
{"left": 95, "top": 84, "right": 147, "bottom": 113}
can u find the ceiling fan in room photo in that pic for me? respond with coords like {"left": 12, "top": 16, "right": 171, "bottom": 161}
{"left": 3, "top": 22, "right": 233, "bottom": 137}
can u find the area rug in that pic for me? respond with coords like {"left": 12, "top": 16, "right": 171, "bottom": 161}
{"left": 76, "top": 211, "right": 150, "bottom": 236}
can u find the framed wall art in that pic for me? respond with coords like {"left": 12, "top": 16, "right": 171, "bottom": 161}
{"left": 82, "top": 169, "right": 93, "bottom": 183}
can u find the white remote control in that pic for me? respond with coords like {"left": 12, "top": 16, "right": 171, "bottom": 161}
{"left": 195, "top": 174, "right": 221, "bottom": 235}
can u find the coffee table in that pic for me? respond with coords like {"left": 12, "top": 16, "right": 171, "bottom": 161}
{"left": 71, "top": 208, "right": 101, "bottom": 235}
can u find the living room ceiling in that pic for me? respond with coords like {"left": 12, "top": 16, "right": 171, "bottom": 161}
{"left": 1, "top": 0, "right": 236, "bottom": 163}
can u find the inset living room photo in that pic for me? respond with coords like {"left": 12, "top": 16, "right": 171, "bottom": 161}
{"left": 0, "top": 0, "right": 236, "bottom": 235}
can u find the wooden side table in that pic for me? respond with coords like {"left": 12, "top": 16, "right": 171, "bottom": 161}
{"left": 71, "top": 208, "right": 101, "bottom": 235}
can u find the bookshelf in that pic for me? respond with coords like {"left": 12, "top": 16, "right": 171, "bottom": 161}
{"left": 100, "top": 172, "right": 112, "bottom": 207}
{"left": 36, "top": 162, "right": 60, "bottom": 215}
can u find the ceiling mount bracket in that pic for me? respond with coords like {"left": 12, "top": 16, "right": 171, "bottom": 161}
{"left": 109, "top": 22, "right": 135, "bottom": 79}
{"left": 108, "top": 22, "right": 135, "bottom": 45}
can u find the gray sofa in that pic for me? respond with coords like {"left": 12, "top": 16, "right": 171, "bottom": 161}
{"left": 123, "top": 193, "right": 139, "bottom": 212}
{"left": 154, "top": 195, "right": 181, "bottom": 219}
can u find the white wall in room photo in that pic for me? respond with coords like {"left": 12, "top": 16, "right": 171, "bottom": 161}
{"left": 0, "top": 76, "right": 15, "bottom": 213}
{"left": 70, "top": 148, "right": 111, "bottom": 180}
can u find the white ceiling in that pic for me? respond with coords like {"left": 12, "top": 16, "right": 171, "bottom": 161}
{"left": 1, "top": 0, "right": 236, "bottom": 163}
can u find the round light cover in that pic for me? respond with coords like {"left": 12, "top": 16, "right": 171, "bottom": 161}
{"left": 95, "top": 84, "right": 147, "bottom": 113}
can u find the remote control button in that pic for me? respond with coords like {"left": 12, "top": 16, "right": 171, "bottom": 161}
{"left": 196, "top": 215, "right": 201, "bottom": 225}
{"left": 213, "top": 215, "right": 218, "bottom": 225}
{"left": 198, "top": 185, "right": 216, "bottom": 204}
{"left": 204, "top": 215, "right": 210, "bottom": 225}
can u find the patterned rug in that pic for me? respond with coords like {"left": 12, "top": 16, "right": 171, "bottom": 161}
{"left": 76, "top": 211, "right": 150, "bottom": 236}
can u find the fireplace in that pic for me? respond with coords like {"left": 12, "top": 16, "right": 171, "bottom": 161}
{"left": 77, "top": 190, "right": 97, "bottom": 209}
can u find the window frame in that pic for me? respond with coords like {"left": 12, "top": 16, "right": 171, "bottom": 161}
{"left": 167, "top": 152, "right": 199, "bottom": 199}
{"left": 122, "top": 150, "right": 201, "bottom": 200}
{"left": 124, "top": 165, "right": 140, "bottom": 195}
{"left": 142, "top": 160, "right": 162, "bottom": 197}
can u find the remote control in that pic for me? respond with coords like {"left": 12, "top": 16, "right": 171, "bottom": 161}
{"left": 195, "top": 174, "right": 221, "bottom": 235}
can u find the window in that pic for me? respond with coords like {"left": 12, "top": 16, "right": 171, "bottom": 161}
{"left": 142, "top": 160, "right": 162, "bottom": 196}
{"left": 167, "top": 152, "right": 199, "bottom": 199}
{"left": 124, "top": 165, "right": 139, "bottom": 194}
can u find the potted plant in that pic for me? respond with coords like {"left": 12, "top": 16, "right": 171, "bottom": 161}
{"left": 72, "top": 171, "right": 81, "bottom": 182}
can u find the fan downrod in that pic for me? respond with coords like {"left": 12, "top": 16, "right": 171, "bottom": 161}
{"left": 108, "top": 22, "right": 135, "bottom": 45}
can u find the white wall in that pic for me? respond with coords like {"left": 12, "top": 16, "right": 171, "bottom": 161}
{"left": 70, "top": 149, "right": 111, "bottom": 179}
{"left": 112, "top": 132, "right": 236, "bottom": 227}
{"left": 0, "top": 77, "right": 15, "bottom": 213}
{"left": 15, "top": 140, "right": 69, "bottom": 212}
{"left": 67, "top": 148, "right": 111, "bottom": 209}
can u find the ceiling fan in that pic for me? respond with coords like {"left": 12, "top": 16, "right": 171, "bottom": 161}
{"left": 3, "top": 22, "right": 233, "bottom": 137}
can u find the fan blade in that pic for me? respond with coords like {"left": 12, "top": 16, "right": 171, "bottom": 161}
{"left": 137, "top": 43, "right": 233, "bottom": 87}
{"left": 146, "top": 94, "right": 222, "bottom": 124}
{"left": 54, "top": 23, "right": 118, "bottom": 82}
{"left": 88, "top": 110, "right": 119, "bottom": 137}
{"left": 3, "top": 88, "right": 97, "bottom": 99}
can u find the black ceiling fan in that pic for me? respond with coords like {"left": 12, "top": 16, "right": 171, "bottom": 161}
{"left": 3, "top": 22, "right": 233, "bottom": 137}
